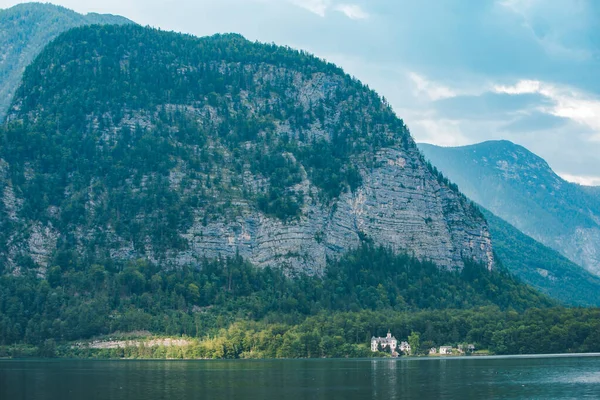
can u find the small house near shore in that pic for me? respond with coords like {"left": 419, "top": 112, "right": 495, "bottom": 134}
{"left": 399, "top": 341, "right": 411, "bottom": 354}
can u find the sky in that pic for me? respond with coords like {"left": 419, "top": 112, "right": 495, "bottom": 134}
{"left": 2, "top": 0, "right": 600, "bottom": 185}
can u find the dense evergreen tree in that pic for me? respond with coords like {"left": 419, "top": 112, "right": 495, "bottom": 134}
{"left": 482, "top": 208, "right": 600, "bottom": 306}
{"left": 0, "top": 245, "right": 554, "bottom": 348}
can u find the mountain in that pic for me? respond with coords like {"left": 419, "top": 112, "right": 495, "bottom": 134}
{"left": 0, "top": 3, "right": 133, "bottom": 120}
{"left": 0, "top": 24, "right": 561, "bottom": 352}
{"left": 482, "top": 208, "right": 600, "bottom": 306}
{"left": 583, "top": 186, "right": 600, "bottom": 202}
{"left": 419, "top": 141, "right": 600, "bottom": 276}
{"left": 0, "top": 24, "right": 495, "bottom": 276}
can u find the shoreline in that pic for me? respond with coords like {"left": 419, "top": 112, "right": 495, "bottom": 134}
{"left": 2, "top": 353, "right": 600, "bottom": 362}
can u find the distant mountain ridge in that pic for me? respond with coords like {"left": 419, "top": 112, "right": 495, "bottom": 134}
{"left": 419, "top": 140, "right": 600, "bottom": 276}
{"left": 482, "top": 208, "right": 600, "bottom": 306}
{"left": 0, "top": 2, "right": 133, "bottom": 120}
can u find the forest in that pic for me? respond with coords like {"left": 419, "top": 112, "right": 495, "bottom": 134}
{"left": 3, "top": 245, "right": 598, "bottom": 359}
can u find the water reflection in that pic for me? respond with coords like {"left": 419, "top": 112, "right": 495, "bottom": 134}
{"left": 1, "top": 356, "right": 600, "bottom": 400}
{"left": 370, "top": 359, "right": 397, "bottom": 398}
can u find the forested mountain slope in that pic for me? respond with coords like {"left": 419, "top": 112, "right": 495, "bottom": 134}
{"left": 0, "top": 3, "right": 132, "bottom": 120}
{"left": 0, "top": 245, "right": 552, "bottom": 347}
{"left": 0, "top": 24, "right": 495, "bottom": 275}
{"left": 582, "top": 186, "right": 600, "bottom": 203}
{"left": 419, "top": 141, "right": 600, "bottom": 276}
{"left": 482, "top": 208, "right": 600, "bottom": 306}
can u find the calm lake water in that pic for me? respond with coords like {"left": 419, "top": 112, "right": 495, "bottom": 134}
{"left": 1, "top": 355, "right": 600, "bottom": 399}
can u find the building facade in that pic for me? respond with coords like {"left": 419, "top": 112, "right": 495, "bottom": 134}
{"left": 371, "top": 331, "right": 397, "bottom": 352}
{"left": 399, "top": 341, "right": 411, "bottom": 354}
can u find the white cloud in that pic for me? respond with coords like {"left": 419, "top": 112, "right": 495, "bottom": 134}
{"left": 558, "top": 173, "right": 600, "bottom": 187}
{"left": 493, "top": 79, "right": 541, "bottom": 95}
{"left": 497, "top": 0, "right": 539, "bottom": 15}
{"left": 410, "top": 118, "right": 471, "bottom": 147}
{"left": 289, "top": 0, "right": 330, "bottom": 17}
{"left": 288, "top": 0, "right": 368, "bottom": 20}
{"left": 493, "top": 79, "right": 600, "bottom": 134}
{"left": 333, "top": 4, "right": 368, "bottom": 20}
{"left": 408, "top": 72, "right": 457, "bottom": 101}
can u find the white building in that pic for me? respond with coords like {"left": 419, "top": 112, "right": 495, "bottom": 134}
{"left": 439, "top": 346, "right": 453, "bottom": 355}
{"left": 458, "top": 344, "right": 476, "bottom": 353}
{"left": 371, "top": 331, "right": 397, "bottom": 352}
{"left": 399, "top": 341, "right": 411, "bottom": 355}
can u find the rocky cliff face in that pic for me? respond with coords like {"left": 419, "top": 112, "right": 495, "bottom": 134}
{"left": 0, "top": 3, "right": 132, "bottom": 120}
{"left": 420, "top": 141, "right": 600, "bottom": 276}
{"left": 179, "top": 145, "right": 493, "bottom": 273}
{"left": 0, "top": 25, "right": 494, "bottom": 275}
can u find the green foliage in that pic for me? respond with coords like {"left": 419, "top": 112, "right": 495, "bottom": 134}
{"left": 1, "top": 245, "right": 596, "bottom": 359}
{"left": 0, "top": 246, "right": 552, "bottom": 347}
{"left": 408, "top": 331, "right": 420, "bottom": 355}
{"left": 321, "top": 245, "right": 551, "bottom": 311}
{"left": 55, "top": 307, "right": 600, "bottom": 359}
{"left": 0, "top": 3, "right": 132, "bottom": 120}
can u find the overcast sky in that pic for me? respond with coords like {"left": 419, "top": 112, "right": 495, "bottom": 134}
{"left": 2, "top": 0, "right": 600, "bottom": 185}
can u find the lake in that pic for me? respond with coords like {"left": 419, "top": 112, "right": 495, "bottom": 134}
{"left": 1, "top": 355, "right": 600, "bottom": 399}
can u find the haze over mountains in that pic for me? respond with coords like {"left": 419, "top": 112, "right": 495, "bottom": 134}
{"left": 419, "top": 141, "right": 600, "bottom": 277}
{"left": 0, "top": 2, "right": 132, "bottom": 119}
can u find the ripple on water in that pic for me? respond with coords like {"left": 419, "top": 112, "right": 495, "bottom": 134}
{"left": 564, "top": 372, "right": 600, "bottom": 384}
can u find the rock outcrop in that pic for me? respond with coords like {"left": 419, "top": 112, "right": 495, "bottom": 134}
{"left": 180, "top": 146, "right": 494, "bottom": 273}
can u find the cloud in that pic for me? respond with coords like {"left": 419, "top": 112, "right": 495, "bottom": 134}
{"left": 500, "top": 112, "right": 569, "bottom": 132}
{"left": 493, "top": 80, "right": 541, "bottom": 95}
{"left": 289, "top": 0, "right": 330, "bottom": 17}
{"left": 494, "top": 80, "right": 600, "bottom": 134}
{"left": 496, "top": 0, "right": 595, "bottom": 60}
{"left": 409, "top": 118, "right": 471, "bottom": 147}
{"left": 333, "top": 4, "right": 368, "bottom": 20}
{"left": 558, "top": 173, "right": 600, "bottom": 187}
{"left": 408, "top": 72, "right": 457, "bottom": 101}
{"left": 287, "top": 0, "right": 368, "bottom": 20}
{"left": 432, "top": 92, "right": 551, "bottom": 120}
{"left": 405, "top": 73, "right": 600, "bottom": 177}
